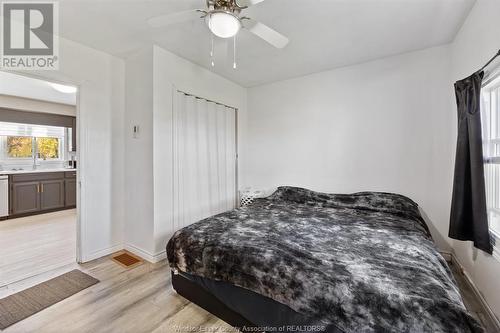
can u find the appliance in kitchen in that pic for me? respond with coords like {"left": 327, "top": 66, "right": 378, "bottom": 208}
{"left": 0, "top": 175, "right": 8, "bottom": 218}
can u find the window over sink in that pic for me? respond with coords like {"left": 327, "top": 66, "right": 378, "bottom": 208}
{"left": 0, "top": 122, "right": 66, "bottom": 166}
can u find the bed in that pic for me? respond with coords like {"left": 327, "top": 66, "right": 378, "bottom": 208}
{"left": 166, "top": 186, "right": 483, "bottom": 333}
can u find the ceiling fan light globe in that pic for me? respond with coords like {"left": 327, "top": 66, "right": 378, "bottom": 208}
{"left": 208, "top": 12, "right": 240, "bottom": 38}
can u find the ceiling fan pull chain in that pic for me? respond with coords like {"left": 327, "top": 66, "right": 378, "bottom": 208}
{"left": 233, "top": 35, "right": 237, "bottom": 69}
{"left": 210, "top": 34, "right": 215, "bottom": 67}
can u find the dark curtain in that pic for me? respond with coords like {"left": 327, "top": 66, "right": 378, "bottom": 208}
{"left": 449, "top": 71, "right": 492, "bottom": 254}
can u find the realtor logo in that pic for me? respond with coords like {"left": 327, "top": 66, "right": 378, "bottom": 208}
{"left": 1, "top": 1, "right": 59, "bottom": 69}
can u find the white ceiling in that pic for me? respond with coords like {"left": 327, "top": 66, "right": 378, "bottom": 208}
{"left": 58, "top": 0, "right": 476, "bottom": 87}
{"left": 0, "top": 72, "right": 77, "bottom": 105}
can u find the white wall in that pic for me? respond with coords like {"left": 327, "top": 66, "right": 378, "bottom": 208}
{"left": 124, "top": 47, "right": 155, "bottom": 256}
{"left": 123, "top": 45, "right": 246, "bottom": 261}
{"left": 243, "top": 45, "right": 454, "bottom": 251}
{"left": 22, "top": 36, "right": 126, "bottom": 262}
{"left": 449, "top": 0, "right": 500, "bottom": 321}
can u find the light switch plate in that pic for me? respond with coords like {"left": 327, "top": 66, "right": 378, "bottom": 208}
{"left": 133, "top": 125, "right": 140, "bottom": 139}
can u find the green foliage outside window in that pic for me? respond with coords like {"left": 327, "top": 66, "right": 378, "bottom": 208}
{"left": 7, "top": 136, "right": 32, "bottom": 158}
{"left": 37, "top": 137, "right": 59, "bottom": 159}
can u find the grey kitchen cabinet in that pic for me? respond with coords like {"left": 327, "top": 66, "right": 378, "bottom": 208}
{"left": 65, "top": 179, "right": 77, "bottom": 207}
{"left": 9, "top": 171, "right": 76, "bottom": 217}
{"left": 40, "top": 179, "right": 65, "bottom": 210}
{"left": 11, "top": 181, "right": 40, "bottom": 215}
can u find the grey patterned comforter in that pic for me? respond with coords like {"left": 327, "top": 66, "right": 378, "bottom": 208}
{"left": 167, "top": 187, "right": 483, "bottom": 333}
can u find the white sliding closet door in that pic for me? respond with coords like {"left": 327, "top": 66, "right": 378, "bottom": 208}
{"left": 173, "top": 91, "right": 237, "bottom": 230}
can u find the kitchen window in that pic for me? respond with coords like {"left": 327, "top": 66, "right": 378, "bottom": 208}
{"left": 36, "top": 137, "right": 60, "bottom": 159}
{"left": 0, "top": 122, "right": 65, "bottom": 162}
{"left": 7, "top": 136, "right": 33, "bottom": 158}
{"left": 481, "top": 70, "right": 500, "bottom": 245}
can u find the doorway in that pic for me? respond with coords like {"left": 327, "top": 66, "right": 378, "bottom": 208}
{"left": 0, "top": 71, "right": 79, "bottom": 288}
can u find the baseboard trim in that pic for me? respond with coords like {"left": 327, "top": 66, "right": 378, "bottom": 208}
{"left": 124, "top": 244, "right": 166, "bottom": 263}
{"left": 81, "top": 243, "right": 123, "bottom": 263}
{"left": 153, "top": 250, "right": 167, "bottom": 262}
{"left": 81, "top": 243, "right": 166, "bottom": 264}
{"left": 451, "top": 253, "right": 500, "bottom": 331}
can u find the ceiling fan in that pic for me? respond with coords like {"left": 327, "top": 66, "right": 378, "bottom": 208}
{"left": 147, "top": 0, "right": 289, "bottom": 49}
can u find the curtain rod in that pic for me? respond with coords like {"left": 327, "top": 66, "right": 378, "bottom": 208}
{"left": 176, "top": 90, "right": 237, "bottom": 110}
{"left": 476, "top": 49, "right": 500, "bottom": 74}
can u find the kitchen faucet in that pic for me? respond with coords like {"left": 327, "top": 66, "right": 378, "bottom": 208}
{"left": 32, "top": 137, "right": 42, "bottom": 170}
{"left": 33, "top": 152, "right": 40, "bottom": 170}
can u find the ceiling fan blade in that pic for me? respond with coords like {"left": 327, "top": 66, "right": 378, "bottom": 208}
{"left": 244, "top": 20, "right": 289, "bottom": 49}
{"left": 236, "top": 0, "right": 266, "bottom": 7}
{"left": 147, "top": 10, "right": 201, "bottom": 28}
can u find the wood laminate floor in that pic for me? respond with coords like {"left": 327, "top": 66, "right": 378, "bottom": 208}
{"left": 450, "top": 263, "right": 499, "bottom": 333}
{"left": 0, "top": 257, "right": 232, "bottom": 333}
{"left": 0, "top": 254, "right": 497, "bottom": 333}
{"left": 0, "top": 210, "right": 76, "bottom": 287}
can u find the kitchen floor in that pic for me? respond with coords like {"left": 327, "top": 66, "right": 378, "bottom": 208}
{"left": 0, "top": 209, "right": 76, "bottom": 287}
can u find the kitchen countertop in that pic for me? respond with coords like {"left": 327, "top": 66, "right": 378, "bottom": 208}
{"left": 0, "top": 168, "right": 77, "bottom": 176}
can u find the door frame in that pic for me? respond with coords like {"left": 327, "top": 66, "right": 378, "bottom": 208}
{"left": 0, "top": 70, "right": 82, "bottom": 263}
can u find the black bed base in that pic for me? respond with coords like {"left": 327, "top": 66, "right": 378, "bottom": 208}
{"left": 171, "top": 271, "right": 258, "bottom": 330}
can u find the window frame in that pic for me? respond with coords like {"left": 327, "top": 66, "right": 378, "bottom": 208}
{"left": 481, "top": 68, "right": 500, "bottom": 256}
{"left": 1, "top": 135, "right": 64, "bottom": 162}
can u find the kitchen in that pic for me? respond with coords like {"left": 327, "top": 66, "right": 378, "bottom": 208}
{"left": 0, "top": 72, "right": 78, "bottom": 289}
